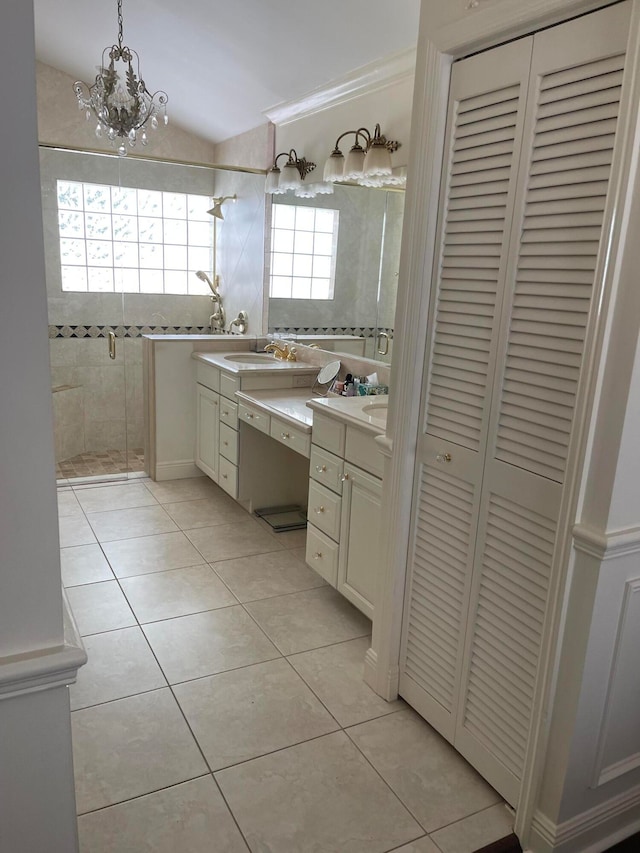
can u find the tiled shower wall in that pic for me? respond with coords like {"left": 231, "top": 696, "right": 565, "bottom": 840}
{"left": 40, "top": 148, "right": 266, "bottom": 461}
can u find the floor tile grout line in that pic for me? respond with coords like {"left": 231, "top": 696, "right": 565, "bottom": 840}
{"left": 75, "top": 772, "right": 211, "bottom": 819}
{"left": 342, "top": 722, "right": 434, "bottom": 835}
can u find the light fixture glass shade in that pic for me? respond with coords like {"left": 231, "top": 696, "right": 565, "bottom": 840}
{"left": 279, "top": 161, "right": 302, "bottom": 192}
{"left": 323, "top": 150, "right": 345, "bottom": 182}
{"left": 310, "top": 182, "right": 334, "bottom": 195}
{"left": 265, "top": 167, "right": 282, "bottom": 194}
{"left": 294, "top": 182, "right": 317, "bottom": 198}
{"left": 343, "top": 144, "right": 366, "bottom": 180}
{"left": 363, "top": 142, "right": 392, "bottom": 177}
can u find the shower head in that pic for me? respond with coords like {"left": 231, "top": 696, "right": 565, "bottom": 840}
{"left": 195, "top": 270, "right": 219, "bottom": 295}
{"left": 207, "top": 193, "right": 237, "bottom": 221}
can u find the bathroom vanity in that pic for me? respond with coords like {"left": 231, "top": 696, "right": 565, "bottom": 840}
{"left": 305, "top": 397, "right": 387, "bottom": 620}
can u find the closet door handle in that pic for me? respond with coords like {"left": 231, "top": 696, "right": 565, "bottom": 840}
{"left": 436, "top": 452, "right": 452, "bottom": 463}
{"left": 108, "top": 330, "right": 116, "bottom": 360}
{"left": 314, "top": 505, "right": 325, "bottom": 514}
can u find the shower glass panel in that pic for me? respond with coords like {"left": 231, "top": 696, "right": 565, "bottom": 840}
{"left": 42, "top": 148, "right": 131, "bottom": 483}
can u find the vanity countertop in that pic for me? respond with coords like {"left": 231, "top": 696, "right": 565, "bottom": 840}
{"left": 306, "top": 395, "right": 389, "bottom": 436}
{"left": 235, "top": 389, "right": 316, "bottom": 431}
{"left": 191, "top": 351, "right": 319, "bottom": 375}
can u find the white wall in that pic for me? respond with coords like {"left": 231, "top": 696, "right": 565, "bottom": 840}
{"left": 0, "top": 2, "right": 81, "bottom": 849}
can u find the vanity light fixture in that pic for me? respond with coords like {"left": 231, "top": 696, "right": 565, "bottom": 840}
{"left": 324, "top": 124, "right": 401, "bottom": 187}
{"left": 265, "top": 150, "right": 317, "bottom": 196}
{"left": 73, "top": 0, "right": 168, "bottom": 156}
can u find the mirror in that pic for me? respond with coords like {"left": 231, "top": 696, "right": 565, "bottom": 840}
{"left": 267, "top": 183, "right": 404, "bottom": 363}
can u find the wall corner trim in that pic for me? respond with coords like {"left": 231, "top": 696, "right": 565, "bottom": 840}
{"left": 263, "top": 47, "right": 417, "bottom": 127}
{"left": 573, "top": 522, "right": 640, "bottom": 561}
{"left": 529, "top": 783, "right": 640, "bottom": 853}
{"left": 0, "top": 589, "right": 86, "bottom": 701}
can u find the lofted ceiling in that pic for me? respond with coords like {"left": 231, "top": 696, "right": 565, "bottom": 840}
{"left": 32, "top": 0, "right": 420, "bottom": 144}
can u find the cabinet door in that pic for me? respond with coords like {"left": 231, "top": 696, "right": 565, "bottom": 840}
{"left": 399, "top": 36, "right": 534, "bottom": 743}
{"left": 455, "top": 3, "right": 629, "bottom": 804}
{"left": 195, "top": 383, "right": 219, "bottom": 481}
{"left": 338, "top": 463, "right": 383, "bottom": 620}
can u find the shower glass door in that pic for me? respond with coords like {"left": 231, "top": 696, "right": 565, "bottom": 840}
{"left": 43, "top": 147, "right": 131, "bottom": 484}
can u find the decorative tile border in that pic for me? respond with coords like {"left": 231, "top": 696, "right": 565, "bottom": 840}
{"left": 49, "top": 324, "right": 211, "bottom": 339}
{"left": 270, "top": 326, "right": 394, "bottom": 339}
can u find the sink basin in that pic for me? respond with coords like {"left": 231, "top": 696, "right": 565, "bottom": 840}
{"left": 223, "top": 354, "right": 275, "bottom": 364}
{"left": 361, "top": 402, "right": 388, "bottom": 422}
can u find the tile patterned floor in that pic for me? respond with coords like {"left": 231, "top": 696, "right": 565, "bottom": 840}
{"left": 56, "top": 448, "right": 145, "bottom": 481}
{"left": 61, "top": 477, "right": 514, "bottom": 853}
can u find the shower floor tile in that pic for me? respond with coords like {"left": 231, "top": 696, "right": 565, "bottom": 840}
{"left": 56, "top": 448, "right": 145, "bottom": 480}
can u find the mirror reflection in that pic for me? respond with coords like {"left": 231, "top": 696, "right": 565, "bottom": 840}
{"left": 267, "top": 184, "right": 404, "bottom": 363}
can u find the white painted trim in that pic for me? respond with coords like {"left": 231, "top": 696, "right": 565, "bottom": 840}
{"left": 592, "top": 577, "right": 640, "bottom": 787}
{"left": 154, "top": 460, "right": 203, "bottom": 481}
{"left": 528, "top": 783, "right": 640, "bottom": 853}
{"left": 573, "top": 523, "right": 640, "bottom": 560}
{"left": 264, "top": 48, "right": 417, "bottom": 127}
{"left": 0, "top": 589, "right": 86, "bottom": 701}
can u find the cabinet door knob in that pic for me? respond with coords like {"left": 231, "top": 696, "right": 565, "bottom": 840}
{"left": 313, "top": 552, "right": 322, "bottom": 560}
{"left": 315, "top": 464, "right": 327, "bottom": 473}
{"left": 246, "top": 412, "right": 254, "bottom": 419}
{"left": 314, "top": 505, "right": 325, "bottom": 514}
{"left": 222, "top": 410, "right": 229, "bottom": 416}
{"left": 341, "top": 474, "right": 350, "bottom": 482}
{"left": 436, "top": 452, "right": 452, "bottom": 463}
{"left": 281, "top": 432, "right": 290, "bottom": 440}
{"left": 222, "top": 473, "right": 228, "bottom": 480}
{"left": 223, "top": 441, "right": 228, "bottom": 446}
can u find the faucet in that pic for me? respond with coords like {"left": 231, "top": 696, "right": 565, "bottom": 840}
{"left": 228, "top": 311, "right": 248, "bottom": 335}
{"left": 264, "top": 341, "right": 297, "bottom": 361}
{"left": 209, "top": 301, "right": 226, "bottom": 333}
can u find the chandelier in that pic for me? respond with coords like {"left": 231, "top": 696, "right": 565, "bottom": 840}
{"left": 74, "top": 0, "right": 168, "bottom": 156}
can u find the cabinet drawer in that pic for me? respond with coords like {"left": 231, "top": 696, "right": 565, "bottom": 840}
{"left": 306, "top": 524, "right": 339, "bottom": 587}
{"left": 307, "top": 480, "right": 341, "bottom": 541}
{"left": 312, "top": 412, "right": 345, "bottom": 457}
{"left": 310, "top": 445, "right": 344, "bottom": 495}
{"left": 238, "top": 401, "right": 270, "bottom": 435}
{"left": 345, "top": 426, "right": 384, "bottom": 478}
{"left": 219, "top": 398, "right": 238, "bottom": 430}
{"left": 270, "top": 417, "right": 311, "bottom": 458}
{"left": 218, "top": 455, "right": 238, "bottom": 499}
{"left": 220, "top": 372, "right": 240, "bottom": 400}
{"left": 195, "top": 362, "right": 220, "bottom": 392}
{"left": 219, "top": 422, "right": 238, "bottom": 464}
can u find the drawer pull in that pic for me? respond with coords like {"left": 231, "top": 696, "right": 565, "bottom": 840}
{"left": 281, "top": 432, "right": 290, "bottom": 440}
{"left": 314, "top": 505, "right": 325, "bottom": 514}
{"left": 436, "top": 452, "right": 452, "bottom": 463}
{"left": 313, "top": 552, "right": 322, "bottom": 560}
{"left": 245, "top": 412, "right": 254, "bottom": 420}
{"left": 341, "top": 474, "right": 350, "bottom": 482}
{"left": 315, "top": 464, "right": 327, "bottom": 473}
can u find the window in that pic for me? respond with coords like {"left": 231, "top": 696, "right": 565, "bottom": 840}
{"left": 270, "top": 204, "right": 339, "bottom": 299}
{"left": 56, "top": 180, "right": 214, "bottom": 295}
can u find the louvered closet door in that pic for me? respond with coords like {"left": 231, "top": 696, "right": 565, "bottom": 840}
{"left": 454, "top": 2, "right": 629, "bottom": 805}
{"left": 398, "top": 39, "right": 533, "bottom": 742}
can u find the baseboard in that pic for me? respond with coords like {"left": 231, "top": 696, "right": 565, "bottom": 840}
{"left": 154, "top": 460, "right": 202, "bottom": 481}
{"left": 528, "top": 784, "right": 640, "bottom": 853}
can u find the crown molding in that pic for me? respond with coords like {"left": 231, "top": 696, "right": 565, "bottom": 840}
{"left": 573, "top": 523, "right": 640, "bottom": 561}
{"left": 264, "top": 48, "right": 417, "bottom": 128}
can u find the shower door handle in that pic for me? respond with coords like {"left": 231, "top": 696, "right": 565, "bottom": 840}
{"left": 108, "top": 331, "right": 116, "bottom": 360}
{"left": 377, "top": 331, "right": 389, "bottom": 356}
